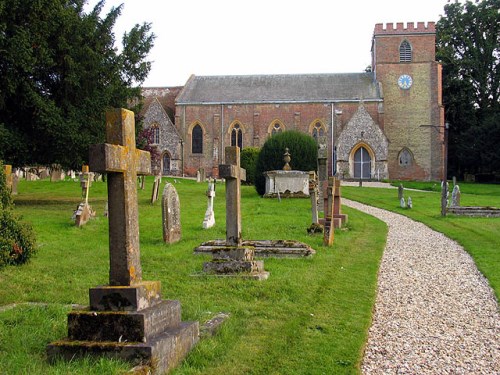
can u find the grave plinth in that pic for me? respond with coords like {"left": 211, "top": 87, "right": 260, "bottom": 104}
{"left": 202, "top": 146, "right": 269, "bottom": 280}
{"left": 47, "top": 109, "right": 198, "bottom": 375}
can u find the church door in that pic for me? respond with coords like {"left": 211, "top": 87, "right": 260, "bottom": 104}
{"left": 354, "top": 147, "right": 371, "bottom": 179}
{"left": 162, "top": 153, "right": 171, "bottom": 175}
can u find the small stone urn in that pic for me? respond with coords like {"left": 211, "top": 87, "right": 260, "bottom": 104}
{"left": 283, "top": 148, "right": 291, "bottom": 171}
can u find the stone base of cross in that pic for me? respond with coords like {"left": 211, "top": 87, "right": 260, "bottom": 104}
{"left": 47, "top": 109, "right": 198, "bottom": 374}
{"left": 202, "top": 146, "right": 269, "bottom": 280}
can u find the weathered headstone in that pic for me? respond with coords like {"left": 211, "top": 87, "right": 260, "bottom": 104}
{"left": 50, "top": 165, "right": 64, "bottom": 182}
{"left": 202, "top": 146, "right": 269, "bottom": 279}
{"left": 407, "top": 196, "right": 413, "bottom": 209}
{"left": 11, "top": 174, "right": 19, "bottom": 195}
{"left": 332, "top": 178, "right": 348, "bottom": 228}
{"left": 398, "top": 183, "right": 404, "bottom": 201}
{"left": 196, "top": 167, "right": 205, "bottom": 182}
{"left": 400, "top": 197, "right": 406, "bottom": 208}
{"left": 309, "top": 171, "right": 319, "bottom": 224}
{"left": 73, "top": 168, "right": 95, "bottom": 227}
{"left": 322, "top": 177, "right": 336, "bottom": 246}
{"left": 162, "top": 182, "right": 181, "bottom": 243}
{"left": 451, "top": 185, "right": 461, "bottom": 207}
{"left": 202, "top": 179, "right": 216, "bottom": 229}
{"left": 47, "top": 108, "right": 198, "bottom": 374}
{"left": 79, "top": 165, "right": 93, "bottom": 198}
{"left": 151, "top": 175, "right": 160, "bottom": 203}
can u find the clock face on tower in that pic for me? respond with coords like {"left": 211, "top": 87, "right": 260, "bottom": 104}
{"left": 398, "top": 74, "right": 413, "bottom": 90}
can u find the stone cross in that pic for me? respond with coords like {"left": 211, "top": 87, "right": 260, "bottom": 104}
{"left": 308, "top": 171, "right": 319, "bottom": 224}
{"left": 219, "top": 146, "right": 246, "bottom": 247}
{"left": 89, "top": 108, "right": 151, "bottom": 286}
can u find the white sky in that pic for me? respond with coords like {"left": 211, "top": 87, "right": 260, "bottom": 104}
{"left": 85, "top": 0, "right": 450, "bottom": 87}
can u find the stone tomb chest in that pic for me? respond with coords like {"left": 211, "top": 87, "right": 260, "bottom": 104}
{"left": 264, "top": 170, "right": 309, "bottom": 198}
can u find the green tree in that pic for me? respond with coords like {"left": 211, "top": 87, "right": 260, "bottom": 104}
{"left": 240, "top": 147, "right": 260, "bottom": 185}
{"left": 254, "top": 131, "right": 317, "bottom": 196}
{"left": 0, "top": 0, "right": 155, "bottom": 169}
{"left": 436, "top": 0, "right": 500, "bottom": 177}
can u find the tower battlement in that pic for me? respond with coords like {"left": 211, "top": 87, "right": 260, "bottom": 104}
{"left": 374, "top": 22, "right": 435, "bottom": 35}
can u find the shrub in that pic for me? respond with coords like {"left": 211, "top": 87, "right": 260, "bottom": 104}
{"left": 240, "top": 147, "right": 260, "bottom": 185}
{"left": 255, "top": 131, "right": 318, "bottom": 195}
{"left": 0, "top": 161, "right": 37, "bottom": 268}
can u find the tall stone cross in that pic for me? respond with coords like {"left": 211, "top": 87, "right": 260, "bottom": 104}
{"left": 219, "top": 146, "right": 246, "bottom": 247}
{"left": 89, "top": 109, "right": 151, "bottom": 286}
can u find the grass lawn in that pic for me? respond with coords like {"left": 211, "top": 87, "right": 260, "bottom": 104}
{"left": 0, "top": 177, "right": 387, "bottom": 374}
{"left": 342, "top": 181, "right": 500, "bottom": 300}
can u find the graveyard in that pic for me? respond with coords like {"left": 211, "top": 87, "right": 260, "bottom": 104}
{"left": 0, "top": 173, "right": 499, "bottom": 373}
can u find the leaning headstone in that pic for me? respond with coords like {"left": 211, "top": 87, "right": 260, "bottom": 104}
{"left": 322, "top": 178, "right": 336, "bottom": 246}
{"left": 400, "top": 197, "right": 406, "bottom": 208}
{"left": 72, "top": 172, "right": 95, "bottom": 227}
{"left": 151, "top": 175, "right": 160, "bottom": 203}
{"left": 398, "top": 184, "right": 404, "bottom": 201}
{"left": 407, "top": 197, "right": 413, "bottom": 209}
{"left": 162, "top": 183, "right": 181, "bottom": 244}
{"left": 451, "top": 185, "right": 461, "bottom": 207}
{"left": 47, "top": 108, "right": 198, "bottom": 374}
{"left": 202, "top": 146, "right": 269, "bottom": 279}
{"left": 202, "top": 179, "right": 216, "bottom": 229}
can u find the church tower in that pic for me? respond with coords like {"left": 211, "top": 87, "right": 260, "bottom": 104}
{"left": 372, "top": 22, "right": 444, "bottom": 180}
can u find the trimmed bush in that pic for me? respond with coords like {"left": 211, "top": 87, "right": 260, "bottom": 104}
{"left": 240, "top": 147, "right": 260, "bottom": 185}
{"left": 255, "top": 131, "right": 318, "bottom": 195}
{"left": 0, "top": 161, "right": 37, "bottom": 267}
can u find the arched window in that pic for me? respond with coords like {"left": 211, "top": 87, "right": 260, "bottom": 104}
{"left": 271, "top": 122, "right": 284, "bottom": 135}
{"left": 231, "top": 123, "right": 243, "bottom": 149}
{"left": 150, "top": 123, "right": 160, "bottom": 144}
{"left": 312, "top": 122, "right": 325, "bottom": 141}
{"left": 354, "top": 147, "right": 371, "bottom": 179}
{"left": 400, "top": 40, "right": 412, "bottom": 62}
{"left": 399, "top": 148, "right": 413, "bottom": 167}
{"left": 192, "top": 124, "right": 203, "bottom": 154}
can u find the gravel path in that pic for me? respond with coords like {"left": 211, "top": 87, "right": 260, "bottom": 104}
{"left": 342, "top": 199, "right": 500, "bottom": 374}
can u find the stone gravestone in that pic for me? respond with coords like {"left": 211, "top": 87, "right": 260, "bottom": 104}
{"left": 162, "top": 183, "right": 181, "bottom": 244}
{"left": 400, "top": 197, "right": 406, "bottom": 208}
{"left": 196, "top": 167, "right": 205, "bottom": 182}
{"left": 451, "top": 185, "right": 461, "bottom": 207}
{"left": 309, "top": 171, "right": 319, "bottom": 224}
{"left": 202, "top": 146, "right": 269, "bottom": 279}
{"left": 79, "top": 165, "right": 93, "bottom": 198}
{"left": 321, "top": 177, "right": 336, "bottom": 246}
{"left": 47, "top": 108, "right": 198, "bottom": 374}
{"left": 398, "top": 183, "right": 404, "bottom": 201}
{"left": 72, "top": 169, "right": 95, "bottom": 227}
{"left": 407, "top": 196, "right": 413, "bottom": 209}
{"left": 151, "top": 175, "right": 161, "bottom": 204}
{"left": 332, "top": 178, "right": 348, "bottom": 228}
{"left": 11, "top": 173, "right": 19, "bottom": 195}
{"left": 202, "top": 179, "right": 216, "bottom": 229}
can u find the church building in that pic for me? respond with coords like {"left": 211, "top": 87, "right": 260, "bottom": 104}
{"left": 141, "top": 22, "right": 444, "bottom": 181}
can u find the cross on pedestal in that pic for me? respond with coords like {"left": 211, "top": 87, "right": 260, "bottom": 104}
{"left": 89, "top": 108, "right": 151, "bottom": 286}
{"left": 219, "top": 146, "right": 246, "bottom": 247}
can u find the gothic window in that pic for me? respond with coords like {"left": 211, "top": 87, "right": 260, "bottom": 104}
{"left": 400, "top": 40, "right": 412, "bottom": 62}
{"left": 271, "top": 122, "right": 284, "bottom": 135}
{"left": 312, "top": 122, "right": 325, "bottom": 141}
{"left": 151, "top": 124, "right": 160, "bottom": 144}
{"left": 192, "top": 124, "right": 203, "bottom": 154}
{"left": 354, "top": 146, "right": 371, "bottom": 179}
{"left": 399, "top": 148, "right": 413, "bottom": 167}
{"left": 231, "top": 123, "right": 243, "bottom": 149}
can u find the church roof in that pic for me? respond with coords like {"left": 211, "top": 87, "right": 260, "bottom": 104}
{"left": 176, "top": 73, "right": 381, "bottom": 105}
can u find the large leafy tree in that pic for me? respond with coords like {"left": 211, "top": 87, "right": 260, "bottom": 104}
{"left": 0, "top": 0, "right": 155, "bottom": 169}
{"left": 436, "top": 0, "right": 500, "bottom": 177}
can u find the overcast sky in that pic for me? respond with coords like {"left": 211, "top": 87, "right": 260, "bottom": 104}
{"left": 85, "top": 0, "right": 450, "bottom": 87}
